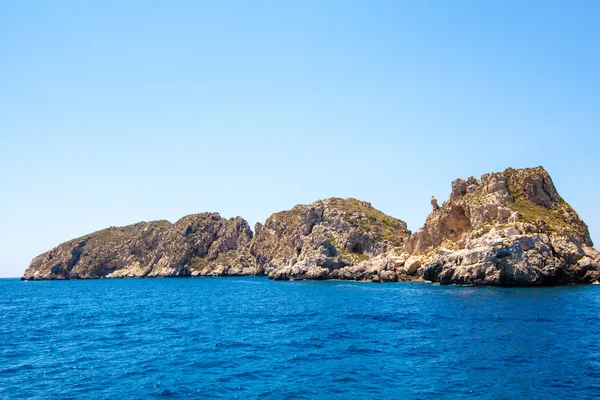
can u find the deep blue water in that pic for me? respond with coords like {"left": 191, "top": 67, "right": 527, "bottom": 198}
{"left": 1, "top": 278, "right": 600, "bottom": 399}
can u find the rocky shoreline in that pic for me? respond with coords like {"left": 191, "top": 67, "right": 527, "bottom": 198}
{"left": 22, "top": 167, "right": 600, "bottom": 285}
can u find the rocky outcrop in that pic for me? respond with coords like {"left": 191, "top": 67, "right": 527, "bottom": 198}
{"left": 250, "top": 198, "right": 412, "bottom": 281}
{"left": 406, "top": 167, "right": 600, "bottom": 285}
{"left": 22, "top": 167, "right": 600, "bottom": 285}
{"left": 22, "top": 213, "right": 257, "bottom": 280}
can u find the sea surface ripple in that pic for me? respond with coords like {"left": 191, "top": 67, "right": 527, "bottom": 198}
{"left": 1, "top": 277, "right": 600, "bottom": 399}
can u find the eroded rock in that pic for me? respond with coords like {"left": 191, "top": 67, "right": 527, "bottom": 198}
{"left": 410, "top": 167, "right": 600, "bottom": 285}
{"left": 250, "top": 198, "right": 410, "bottom": 281}
{"left": 22, "top": 214, "right": 256, "bottom": 280}
{"left": 22, "top": 166, "right": 600, "bottom": 286}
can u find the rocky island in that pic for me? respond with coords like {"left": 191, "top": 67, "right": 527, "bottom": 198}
{"left": 22, "top": 167, "right": 600, "bottom": 285}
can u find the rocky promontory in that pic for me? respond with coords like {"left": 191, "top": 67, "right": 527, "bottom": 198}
{"left": 250, "top": 198, "right": 411, "bottom": 281}
{"left": 22, "top": 213, "right": 257, "bottom": 280}
{"left": 22, "top": 167, "right": 600, "bottom": 285}
{"left": 407, "top": 167, "right": 600, "bottom": 285}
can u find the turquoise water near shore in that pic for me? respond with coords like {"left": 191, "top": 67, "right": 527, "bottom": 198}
{"left": 1, "top": 277, "right": 599, "bottom": 399}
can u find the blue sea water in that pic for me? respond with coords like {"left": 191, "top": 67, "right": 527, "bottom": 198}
{"left": 1, "top": 278, "right": 600, "bottom": 399}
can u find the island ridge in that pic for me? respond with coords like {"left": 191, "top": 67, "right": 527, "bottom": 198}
{"left": 22, "top": 166, "right": 600, "bottom": 285}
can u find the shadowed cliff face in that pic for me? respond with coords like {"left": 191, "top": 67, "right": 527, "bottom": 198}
{"left": 406, "top": 167, "right": 599, "bottom": 285}
{"left": 22, "top": 167, "right": 600, "bottom": 285}
{"left": 22, "top": 213, "right": 256, "bottom": 280}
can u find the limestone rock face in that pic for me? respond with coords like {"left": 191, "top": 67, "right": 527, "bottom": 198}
{"left": 250, "top": 198, "right": 411, "bottom": 281}
{"left": 22, "top": 213, "right": 256, "bottom": 280}
{"left": 406, "top": 167, "right": 600, "bottom": 285}
{"left": 21, "top": 166, "right": 600, "bottom": 286}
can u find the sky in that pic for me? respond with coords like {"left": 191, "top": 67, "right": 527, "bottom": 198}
{"left": 0, "top": 1, "right": 598, "bottom": 277}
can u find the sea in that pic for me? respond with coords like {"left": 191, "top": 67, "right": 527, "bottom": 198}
{"left": 1, "top": 277, "right": 599, "bottom": 399}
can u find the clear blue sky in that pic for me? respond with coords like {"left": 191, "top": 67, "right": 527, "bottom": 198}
{"left": 1, "top": 1, "right": 598, "bottom": 277}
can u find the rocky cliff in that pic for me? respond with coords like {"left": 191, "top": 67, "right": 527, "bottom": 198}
{"left": 22, "top": 213, "right": 257, "bottom": 280}
{"left": 250, "top": 198, "right": 411, "bottom": 281}
{"left": 22, "top": 167, "right": 600, "bottom": 285}
{"left": 406, "top": 167, "right": 600, "bottom": 285}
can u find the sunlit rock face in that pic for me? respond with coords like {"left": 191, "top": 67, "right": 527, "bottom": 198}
{"left": 250, "top": 198, "right": 412, "bottom": 282}
{"left": 406, "top": 167, "right": 599, "bottom": 285}
{"left": 22, "top": 167, "right": 600, "bottom": 286}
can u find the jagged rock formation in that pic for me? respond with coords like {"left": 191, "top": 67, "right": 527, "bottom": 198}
{"left": 250, "top": 198, "right": 412, "bottom": 281}
{"left": 22, "top": 213, "right": 257, "bottom": 280}
{"left": 406, "top": 167, "right": 600, "bottom": 285}
{"left": 22, "top": 167, "right": 600, "bottom": 285}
